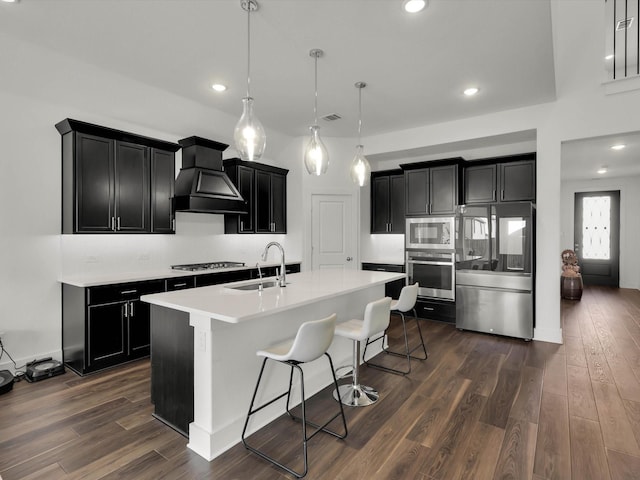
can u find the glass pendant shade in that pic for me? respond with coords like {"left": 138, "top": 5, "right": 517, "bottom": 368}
{"left": 350, "top": 144, "right": 371, "bottom": 187}
{"left": 303, "top": 125, "right": 329, "bottom": 175}
{"left": 234, "top": 96, "right": 266, "bottom": 162}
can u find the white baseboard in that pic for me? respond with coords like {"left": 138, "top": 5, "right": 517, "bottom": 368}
{"left": 0, "top": 349, "right": 63, "bottom": 374}
{"left": 533, "top": 327, "right": 563, "bottom": 344}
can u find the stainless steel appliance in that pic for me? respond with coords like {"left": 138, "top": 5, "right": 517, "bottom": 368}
{"left": 405, "top": 216, "right": 455, "bottom": 250}
{"left": 406, "top": 250, "right": 455, "bottom": 300}
{"left": 455, "top": 202, "right": 535, "bottom": 340}
{"left": 171, "top": 261, "right": 245, "bottom": 272}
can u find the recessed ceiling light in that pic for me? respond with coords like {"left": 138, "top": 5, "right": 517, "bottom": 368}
{"left": 463, "top": 87, "right": 479, "bottom": 96}
{"left": 402, "top": 0, "right": 427, "bottom": 13}
{"left": 597, "top": 167, "right": 608, "bottom": 174}
{"left": 211, "top": 83, "right": 227, "bottom": 92}
{"left": 610, "top": 144, "right": 626, "bottom": 150}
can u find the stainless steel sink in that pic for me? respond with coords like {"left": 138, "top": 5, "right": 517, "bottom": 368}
{"left": 225, "top": 280, "right": 279, "bottom": 291}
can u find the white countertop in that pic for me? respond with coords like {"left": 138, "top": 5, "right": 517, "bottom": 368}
{"left": 58, "top": 261, "right": 300, "bottom": 287}
{"left": 141, "top": 269, "right": 405, "bottom": 323}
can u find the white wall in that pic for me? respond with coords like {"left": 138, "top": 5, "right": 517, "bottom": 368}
{"left": 561, "top": 175, "right": 640, "bottom": 289}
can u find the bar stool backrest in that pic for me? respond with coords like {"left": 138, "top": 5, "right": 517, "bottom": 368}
{"left": 288, "top": 313, "right": 337, "bottom": 363}
{"left": 362, "top": 297, "right": 392, "bottom": 337}
{"left": 394, "top": 283, "right": 419, "bottom": 313}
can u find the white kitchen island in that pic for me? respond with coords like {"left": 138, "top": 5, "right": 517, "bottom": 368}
{"left": 141, "top": 268, "right": 405, "bottom": 461}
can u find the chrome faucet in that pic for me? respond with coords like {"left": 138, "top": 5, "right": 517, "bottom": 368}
{"left": 256, "top": 262, "right": 264, "bottom": 292}
{"left": 261, "top": 241, "right": 286, "bottom": 287}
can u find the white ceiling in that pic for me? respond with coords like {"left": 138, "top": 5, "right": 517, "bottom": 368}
{"left": 0, "top": 0, "right": 556, "bottom": 139}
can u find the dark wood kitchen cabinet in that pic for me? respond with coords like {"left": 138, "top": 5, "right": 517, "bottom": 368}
{"left": 224, "top": 159, "right": 288, "bottom": 234}
{"left": 362, "top": 263, "right": 405, "bottom": 299}
{"left": 371, "top": 170, "right": 405, "bottom": 233}
{"left": 401, "top": 160, "right": 461, "bottom": 216}
{"left": 62, "top": 279, "right": 165, "bottom": 375}
{"left": 56, "top": 118, "right": 180, "bottom": 234}
{"left": 463, "top": 154, "right": 536, "bottom": 204}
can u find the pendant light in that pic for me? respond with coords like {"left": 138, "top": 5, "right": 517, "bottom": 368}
{"left": 234, "top": 0, "right": 266, "bottom": 162}
{"left": 349, "top": 82, "right": 371, "bottom": 187}
{"left": 303, "top": 49, "right": 329, "bottom": 176}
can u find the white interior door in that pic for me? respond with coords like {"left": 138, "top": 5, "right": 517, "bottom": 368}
{"left": 311, "top": 194, "right": 356, "bottom": 270}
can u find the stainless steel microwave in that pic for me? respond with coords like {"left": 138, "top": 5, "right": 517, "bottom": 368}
{"left": 405, "top": 217, "right": 455, "bottom": 250}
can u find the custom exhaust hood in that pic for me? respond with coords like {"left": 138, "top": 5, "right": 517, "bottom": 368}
{"left": 173, "top": 136, "right": 247, "bottom": 214}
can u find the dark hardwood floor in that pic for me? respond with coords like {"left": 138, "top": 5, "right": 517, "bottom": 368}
{"left": 1, "top": 285, "right": 640, "bottom": 479}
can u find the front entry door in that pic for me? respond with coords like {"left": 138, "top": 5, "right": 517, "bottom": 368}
{"left": 311, "top": 194, "right": 356, "bottom": 270}
{"left": 574, "top": 190, "right": 620, "bottom": 286}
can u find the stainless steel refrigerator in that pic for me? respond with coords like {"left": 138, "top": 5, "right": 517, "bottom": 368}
{"left": 455, "top": 202, "right": 535, "bottom": 340}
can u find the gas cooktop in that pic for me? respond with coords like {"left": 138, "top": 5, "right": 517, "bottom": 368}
{"left": 171, "top": 261, "right": 245, "bottom": 272}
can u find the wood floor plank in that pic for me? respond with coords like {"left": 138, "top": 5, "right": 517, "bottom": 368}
{"left": 591, "top": 381, "right": 640, "bottom": 456}
{"left": 622, "top": 399, "right": 640, "bottom": 450}
{"left": 566, "top": 364, "right": 599, "bottom": 421}
{"left": 542, "top": 353, "right": 567, "bottom": 396}
{"left": 564, "top": 335, "right": 587, "bottom": 368}
{"left": 569, "top": 416, "right": 611, "bottom": 480}
{"left": 372, "top": 438, "right": 431, "bottom": 480}
{"left": 480, "top": 367, "right": 522, "bottom": 429}
{"left": 492, "top": 417, "right": 537, "bottom": 480}
{"left": 509, "top": 366, "right": 543, "bottom": 424}
{"left": 533, "top": 391, "right": 571, "bottom": 480}
{"left": 606, "top": 449, "right": 640, "bottom": 480}
{"left": 450, "top": 421, "right": 504, "bottom": 480}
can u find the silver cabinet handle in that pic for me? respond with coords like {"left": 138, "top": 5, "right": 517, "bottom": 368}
{"left": 116, "top": 217, "right": 121, "bottom": 230}
{"left": 129, "top": 302, "right": 134, "bottom": 317}
{"left": 424, "top": 307, "right": 435, "bottom": 311}
{"left": 173, "top": 282, "right": 187, "bottom": 288}
{"left": 120, "top": 289, "right": 137, "bottom": 295}
{"left": 111, "top": 217, "right": 116, "bottom": 231}
{"left": 123, "top": 303, "right": 128, "bottom": 318}
{"left": 240, "top": 220, "right": 244, "bottom": 231}
{"left": 172, "top": 217, "right": 176, "bottom": 231}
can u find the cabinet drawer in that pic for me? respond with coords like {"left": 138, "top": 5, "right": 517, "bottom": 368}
{"left": 415, "top": 298, "right": 456, "bottom": 323}
{"left": 166, "top": 277, "right": 195, "bottom": 291}
{"left": 88, "top": 280, "right": 165, "bottom": 305}
{"left": 362, "top": 263, "right": 404, "bottom": 273}
{"left": 195, "top": 270, "right": 252, "bottom": 287}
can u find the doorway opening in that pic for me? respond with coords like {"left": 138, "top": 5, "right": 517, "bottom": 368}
{"left": 574, "top": 190, "right": 620, "bottom": 286}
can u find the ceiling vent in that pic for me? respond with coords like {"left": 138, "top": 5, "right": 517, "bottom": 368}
{"left": 616, "top": 17, "right": 634, "bottom": 30}
{"left": 321, "top": 113, "right": 342, "bottom": 121}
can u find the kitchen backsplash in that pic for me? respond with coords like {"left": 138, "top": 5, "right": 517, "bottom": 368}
{"left": 60, "top": 212, "right": 298, "bottom": 277}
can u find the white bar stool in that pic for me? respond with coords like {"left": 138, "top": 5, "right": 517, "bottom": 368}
{"left": 241, "top": 313, "right": 347, "bottom": 478}
{"left": 333, "top": 297, "right": 392, "bottom": 407}
{"left": 363, "top": 283, "right": 427, "bottom": 375}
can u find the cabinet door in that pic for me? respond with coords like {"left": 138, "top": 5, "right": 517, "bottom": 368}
{"left": 405, "top": 169, "right": 429, "bottom": 216}
{"left": 371, "top": 175, "right": 391, "bottom": 233}
{"left": 255, "top": 170, "right": 272, "bottom": 233}
{"left": 430, "top": 165, "right": 458, "bottom": 214}
{"left": 270, "top": 172, "right": 286, "bottom": 233}
{"left": 87, "top": 302, "right": 127, "bottom": 369}
{"left": 151, "top": 148, "right": 175, "bottom": 233}
{"left": 115, "top": 141, "right": 150, "bottom": 232}
{"left": 389, "top": 174, "right": 405, "bottom": 233}
{"left": 500, "top": 161, "right": 535, "bottom": 202}
{"left": 237, "top": 166, "right": 255, "bottom": 232}
{"left": 76, "top": 133, "right": 115, "bottom": 232}
{"left": 464, "top": 164, "right": 496, "bottom": 204}
{"left": 128, "top": 300, "right": 150, "bottom": 359}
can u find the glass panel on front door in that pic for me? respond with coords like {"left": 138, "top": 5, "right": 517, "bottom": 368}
{"left": 582, "top": 196, "right": 611, "bottom": 260}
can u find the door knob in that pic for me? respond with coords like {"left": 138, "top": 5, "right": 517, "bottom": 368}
{"left": 346, "top": 257, "right": 353, "bottom": 261}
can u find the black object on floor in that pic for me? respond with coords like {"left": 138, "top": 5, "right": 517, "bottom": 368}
{"left": 0, "top": 370, "right": 14, "bottom": 394}
{"left": 25, "top": 358, "right": 65, "bottom": 383}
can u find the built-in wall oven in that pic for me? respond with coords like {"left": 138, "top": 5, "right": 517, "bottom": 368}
{"left": 406, "top": 217, "right": 456, "bottom": 300}
{"left": 406, "top": 250, "right": 455, "bottom": 300}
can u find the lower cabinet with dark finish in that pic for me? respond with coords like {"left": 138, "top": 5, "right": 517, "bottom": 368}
{"left": 150, "top": 305, "right": 193, "bottom": 436}
{"left": 62, "top": 279, "right": 165, "bottom": 375}
{"left": 361, "top": 263, "right": 406, "bottom": 300}
{"left": 415, "top": 297, "right": 456, "bottom": 323}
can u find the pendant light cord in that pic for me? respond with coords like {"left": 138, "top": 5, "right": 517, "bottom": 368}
{"left": 246, "top": 3, "right": 251, "bottom": 98}
{"left": 313, "top": 54, "right": 319, "bottom": 125}
{"left": 357, "top": 85, "right": 363, "bottom": 144}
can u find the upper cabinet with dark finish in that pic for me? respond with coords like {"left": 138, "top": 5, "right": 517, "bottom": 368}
{"left": 401, "top": 159, "right": 461, "bottom": 216}
{"left": 56, "top": 119, "right": 179, "bottom": 234}
{"left": 224, "top": 159, "right": 288, "bottom": 234}
{"left": 463, "top": 154, "right": 536, "bottom": 204}
{"left": 371, "top": 169, "right": 405, "bottom": 233}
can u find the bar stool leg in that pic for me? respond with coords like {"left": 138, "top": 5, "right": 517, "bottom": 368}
{"left": 333, "top": 339, "right": 379, "bottom": 406}
{"left": 363, "top": 308, "right": 428, "bottom": 375}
